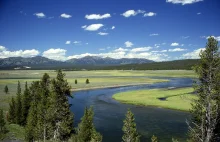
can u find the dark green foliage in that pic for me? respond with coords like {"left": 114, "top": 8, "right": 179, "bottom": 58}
{"left": 15, "top": 81, "right": 22, "bottom": 125}
{"left": 151, "top": 135, "right": 158, "bottom": 142}
{"left": 86, "top": 79, "right": 90, "bottom": 84}
{"left": 21, "top": 82, "right": 30, "bottom": 126}
{"left": 74, "top": 107, "right": 102, "bottom": 142}
{"left": 8, "top": 97, "right": 16, "bottom": 124}
{"left": 0, "top": 109, "right": 6, "bottom": 133}
{"left": 49, "top": 70, "right": 74, "bottom": 141}
{"left": 189, "top": 37, "right": 220, "bottom": 141}
{"left": 4, "top": 85, "right": 8, "bottom": 94}
{"left": 122, "top": 109, "right": 140, "bottom": 142}
{"left": 0, "top": 109, "right": 7, "bottom": 140}
{"left": 75, "top": 79, "right": 77, "bottom": 84}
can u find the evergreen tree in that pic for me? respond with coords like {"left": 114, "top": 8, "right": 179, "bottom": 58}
{"left": 75, "top": 107, "right": 102, "bottom": 142}
{"left": 122, "top": 109, "right": 140, "bottom": 142}
{"left": 0, "top": 109, "right": 6, "bottom": 134}
{"left": 86, "top": 79, "right": 90, "bottom": 84}
{"left": 8, "top": 97, "right": 16, "bottom": 123}
{"left": 189, "top": 37, "right": 220, "bottom": 141}
{"left": 151, "top": 135, "right": 158, "bottom": 142}
{"left": 50, "top": 70, "right": 74, "bottom": 141}
{"left": 36, "top": 73, "right": 52, "bottom": 141}
{"left": 21, "top": 82, "right": 30, "bottom": 126}
{"left": 75, "top": 79, "right": 77, "bottom": 84}
{"left": 4, "top": 85, "right": 8, "bottom": 94}
{"left": 15, "top": 81, "right": 22, "bottom": 125}
{"left": 25, "top": 81, "right": 41, "bottom": 141}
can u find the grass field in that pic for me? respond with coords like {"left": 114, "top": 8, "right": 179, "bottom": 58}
{"left": 113, "top": 87, "right": 197, "bottom": 111}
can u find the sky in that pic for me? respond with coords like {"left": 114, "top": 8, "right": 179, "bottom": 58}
{"left": 0, "top": 0, "right": 219, "bottom": 61}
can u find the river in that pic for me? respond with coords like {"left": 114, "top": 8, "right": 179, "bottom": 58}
{"left": 69, "top": 77, "right": 194, "bottom": 141}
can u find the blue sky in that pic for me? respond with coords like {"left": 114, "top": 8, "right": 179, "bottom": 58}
{"left": 0, "top": 0, "right": 219, "bottom": 61}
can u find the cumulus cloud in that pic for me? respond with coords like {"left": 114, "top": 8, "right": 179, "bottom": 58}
{"left": 144, "top": 12, "right": 156, "bottom": 17}
{"left": 65, "top": 41, "right": 71, "bottom": 44}
{"left": 82, "top": 24, "right": 104, "bottom": 31}
{"left": 197, "top": 12, "right": 201, "bottom": 15}
{"left": 73, "top": 41, "right": 81, "bottom": 45}
{"left": 131, "top": 47, "right": 152, "bottom": 52}
{"left": 0, "top": 46, "right": 6, "bottom": 51}
{"left": 42, "top": 48, "right": 66, "bottom": 61}
{"left": 85, "top": 13, "right": 111, "bottom": 20}
{"left": 60, "top": 13, "right": 72, "bottom": 18}
{"left": 98, "top": 32, "right": 109, "bottom": 36}
{"left": 114, "top": 48, "right": 128, "bottom": 52}
{"left": 112, "top": 26, "right": 115, "bottom": 30}
{"left": 182, "top": 48, "right": 205, "bottom": 59}
{"left": 124, "top": 41, "right": 133, "bottom": 47}
{"left": 34, "top": 12, "right": 46, "bottom": 18}
{"left": 150, "top": 33, "right": 159, "bottom": 36}
{"left": 171, "top": 42, "right": 179, "bottom": 46}
{"left": 168, "top": 48, "right": 187, "bottom": 52}
{"left": 121, "top": 10, "right": 145, "bottom": 17}
{"left": 166, "top": 0, "right": 203, "bottom": 5}
{"left": 152, "top": 50, "right": 167, "bottom": 53}
{"left": 81, "top": 25, "right": 87, "bottom": 29}
{"left": 0, "top": 49, "right": 39, "bottom": 58}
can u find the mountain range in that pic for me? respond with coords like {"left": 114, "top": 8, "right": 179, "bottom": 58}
{"left": 0, "top": 56, "right": 153, "bottom": 69}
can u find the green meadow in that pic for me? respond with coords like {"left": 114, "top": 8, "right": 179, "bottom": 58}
{"left": 113, "top": 87, "right": 197, "bottom": 111}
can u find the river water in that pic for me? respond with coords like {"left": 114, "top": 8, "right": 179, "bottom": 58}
{"left": 69, "top": 77, "right": 194, "bottom": 142}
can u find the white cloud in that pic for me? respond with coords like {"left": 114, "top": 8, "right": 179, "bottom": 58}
{"left": 124, "top": 41, "right": 133, "bottom": 47}
{"left": 144, "top": 12, "right": 156, "bottom": 17}
{"left": 81, "top": 25, "right": 87, "bottom": 29}
{"left": 182, "top": 48, "right": 205, "bottom": 59}
{"left": 154, "top": 44, "right": 160, "bottom": 48}
{"left": 166, "top": 0, "right": 203, "bottom": 5}
{"left": 85, "top": 13, "right": 111, "bottom": 20}
{"left": 0, "top": 46, "right": 6, "bottom": 51}
{"left": 121, "top": 10, "right": 145, "bottom": 17}
{"left": 86, "top": 43, "right": 89, "bottom": 45}
{"left": 98, "top": 32, "right": 109, "bottom": 36}
{"left": 60, "top": 13, "right": 72, "bottom": 18}
{"left": 112, "top": 26, "right": 115, "bottom": 30}
{"left": 65, "top": 41, "right": 71, "bottom": 44}
{"left": 150, "top": 33, "right": 159, "bottom": 36}
{"left": 121, "top": 10, "right": 136, "bottom": 17}
{"left": 171, "top": 42, "right": 179, "bottom": 46}
{"left": 152, "top": 50, "right": 167, "bottom": 53}
{"left": 82, "top": 24, "right": 104, "bottom": 31}
{"left": 168, "top": 48, "right": 187, "bottom": 52}
{"left": 99, "top": 48, "right": 105, "bottom": 51}
{"left": 34, "top": 12, "right": 46, "bottom": 18}
{"left": 0, "top": 49, "right": 39, "bottom": 58}
{"left": 131, "top": 47, "right": 152, "bottom": 52}
{"left": 42, "top": 48, "right": 66, "bottom": 61}
{"left": 197, "top": 12, "right": 201, "bottom": 15}
{"left": 73, "top": 41, "right": 81, "bottom": 44}
{"left": 114, "top": 48, "right": 128, "bottom": 52}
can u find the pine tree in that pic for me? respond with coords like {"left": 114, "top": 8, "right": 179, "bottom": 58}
{"left": 0, "top": 109, "right": 6, "bottom": 134}
{"left": 21, "top": 82, "right": 30, "bottom": 126}
{"left": 76, "top": 107, "right": 102, "bottom": 142}
{"left": 15, "top": 81, "right": 22, "bottom": 125}
{"left": 4, "top": 85, "right": 8, "bottom": 94}
{"left": 36, "top": 73, "right": 52, "bottom": 141}
{"left": 75, "top": 79, "right": 77, "bottom": 84}
{"left": 25, "top": 81, "right": 41, "bottom": 141}
{"left": 86, "top": 79, "right": 90, "bottom": 84}
{"left": 50, "top": 70, "right": 74, "bottom": 141}
{"left": 8, "top": 97, "right": 16, "bottom": 123}
{"left": 151, "top": 135, "right": 158, "bottom": 142}
{"left": 189, "top": 37, "right": 220, "bottom": 141}
{"left": 122, "top": 109, "right": 140, "bottom": 142}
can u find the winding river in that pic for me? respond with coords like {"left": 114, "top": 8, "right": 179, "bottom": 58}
{"left": 69, "top": 77, "right": 194, "bottom": 142}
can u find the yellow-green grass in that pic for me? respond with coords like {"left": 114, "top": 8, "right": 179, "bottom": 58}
{"left": 113, "top": 87, "right": 197, "bottom": 111}
{"left": 5, "top": 124, "right": 25, "bottom": 141}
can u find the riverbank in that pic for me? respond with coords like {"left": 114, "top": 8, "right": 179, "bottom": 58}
{"left": 113, "top": 87, "right": 197, "bottom": 111}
